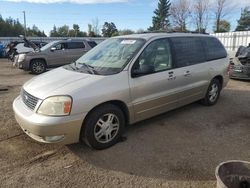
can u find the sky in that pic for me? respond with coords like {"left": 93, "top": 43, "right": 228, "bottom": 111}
{"left": 0, "top": 0, "right": 249, "bottom": 36}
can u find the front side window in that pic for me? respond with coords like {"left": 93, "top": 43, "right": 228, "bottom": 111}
{"left": 65, "top": 38, "right": 145, "bottom": 75}
{"left": 171, "top": 37, "right": 206, "bottom": 67}
{"left": 54, "top": 43, "right": 67, "bottom": 50}
{"left": 133, "top": 38, "right": 172, "bottom": 74}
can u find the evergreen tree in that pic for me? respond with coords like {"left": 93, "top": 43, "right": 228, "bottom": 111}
{"left": 101, "top": 22, "right": 118, "bottom": 37}
{"left": 148, "top": 0, "right": 171, "bottom": 31}
{"left": 50, "top": 25, "right": 59, "bottom": 37}
{"left": 235, "top": 7, "right": 250, "bottom": 31}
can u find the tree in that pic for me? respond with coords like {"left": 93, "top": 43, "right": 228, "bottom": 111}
{"left": 170, "top": 0, "right": 190, "bottom": 32}
{"left": 88, "top": 24, "right": 96, "bottom": 37}
{"left": 235, "top": 7, "right": 250, "bottom": 31}
{"left": 193, "top": 0, "right": 210, "bottom": 33}
{"left": 57, "top": 25, "right": 69, "bottom": 37}
{"left": 92, "top": 18, "right": 100, "bottom": 36}
{"left": 27, "top": 25, "right": 47, "bottom": 37}
{"left": 0, "top": 15, "right": 26, "bottom": 37}
{"left": 101, "top": 22, "right": 118, "bottom": 37}
{"left": 73, "top": 24, "right": 80, "bottom": 37}
{"left": 213, "top": 20, "right": 230, "bottom": 32}
{"left": 50, "top": 24, "right": 87, "bottom": 37}
{"left": 50, "top": 25, "right": 59, "bottom": 37}
{"left": 119, "top": 29, "right": 135, "bottom": 35}
{"left": 213, "top": 0, "right": 229, "bottom": 33}
{"left": 148, "top": 0, "right": 171, "bottom": 31}
{"left": 136, "top": 29, "right": 145, "bottom": 34}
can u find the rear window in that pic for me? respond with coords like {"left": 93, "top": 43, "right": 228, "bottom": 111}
{"left": 87, "top": 41, "right": 97, "bottom": 48}
{"left": 67, "top": 42, "right": 85, "bottom": 49}
{"left": 171, "top": 37, "right": 206, "bottom": 67}
{"left": 201, "top": 37, "right": 227, "bottom": 61}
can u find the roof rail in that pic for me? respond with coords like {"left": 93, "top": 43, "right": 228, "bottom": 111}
{"left": 142, "top": 30, "right": 209, "bottom": 35}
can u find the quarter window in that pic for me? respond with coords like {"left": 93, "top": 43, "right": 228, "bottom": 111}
{"left": 133, "top": 38, "right": 172, "bottom": 73}
{"left": 201, "top": 37, "right": 227, "bottom": 61}
{"left": 87, "top": 41, "right": 97, "bottom": 48}
{"left": 171, "top": 37, "right": 206, "bottom": 67}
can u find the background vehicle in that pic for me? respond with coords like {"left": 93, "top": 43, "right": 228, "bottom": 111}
{"left": 17, "top": 39, "right": 97, "bottom": 74}
{"left": 229, "top": 44, "right": 250, "bottom": 80}
{"left": 13, "top": 33, "right": 229, "bottom": 150}
{"left": 0, "top": 42, "right": 4, "bottom": 58}
{"left": 5, "top": 38, "right": 47, "bottom": 62}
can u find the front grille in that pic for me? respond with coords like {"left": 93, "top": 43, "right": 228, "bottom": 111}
{"left": 21, "top": 89, "right": 39, "bottom": 110}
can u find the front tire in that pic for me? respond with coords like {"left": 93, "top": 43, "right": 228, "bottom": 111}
{"left": 81, "top": 104, "right": 125, "bottom": 150}
{"left": 201, "top": 78, "right": 221, "bottom": 106}
{"left": 30, "top": 59, "right": 46, "bottom": 74}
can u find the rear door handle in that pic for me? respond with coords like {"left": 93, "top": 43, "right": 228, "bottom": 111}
{"left": 184, "top": 71, "right": 191, "bottom": 77}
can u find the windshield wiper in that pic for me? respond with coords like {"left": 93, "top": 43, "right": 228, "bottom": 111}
{"left": 78, "top": 62, "right": 99, "bottom": 75}
{"left": 65, "top": 62, "right": 79, "bottom": 71}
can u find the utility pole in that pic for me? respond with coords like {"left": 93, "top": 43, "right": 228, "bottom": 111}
{"left": 22, "top": 11, "right": 26, "bottom": 37}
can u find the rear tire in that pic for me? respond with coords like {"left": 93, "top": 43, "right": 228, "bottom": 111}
{"left": 201, "top": 78, "right": 221, "bottom": 106}
{"left": 30, "top": 59, "right": 46, "bottom": 74}
{"left": 81, "top": 104, "right": 125, "bottom": 150}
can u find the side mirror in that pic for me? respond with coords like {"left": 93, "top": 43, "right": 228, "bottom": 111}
{"left": 50, "top": 47, "right": 56, "bottom": 51}
{"left": 131, "top": 64, "right": 155, "bottom": 77}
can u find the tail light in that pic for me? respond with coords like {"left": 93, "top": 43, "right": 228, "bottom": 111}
{"left": 227, "top": 63, "right": 232, "bottom": 75}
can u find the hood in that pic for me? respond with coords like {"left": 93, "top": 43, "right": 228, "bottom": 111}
{"left": 25, "top": 50, "right": 45, "bottom": 56}
{"left": 23, "top": 37, "right": 40, "bottom": 51}
{"left": 23, "top": 67, "right": 101, "bottom": 99}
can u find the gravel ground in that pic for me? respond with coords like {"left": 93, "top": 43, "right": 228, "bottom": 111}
{"left": 0, "top": 58, "right": 249, "bottom": 188}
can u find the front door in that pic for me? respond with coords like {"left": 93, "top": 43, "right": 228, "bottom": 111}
{"left": 47, "top": 42, "right": 69, "bottom": 67}
{"left": 129, "top": 38, "right": 182, "bottom": 122}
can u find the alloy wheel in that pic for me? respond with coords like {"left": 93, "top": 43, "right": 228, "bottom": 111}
{"left": 94, "top": 113, "right": 120, "bottom": 144}
{"left": 208, "top": 83, "right": 219, "bottom": 103}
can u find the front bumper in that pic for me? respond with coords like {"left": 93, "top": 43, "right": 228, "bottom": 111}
{"left": 13, "top": 96, "right": 85, "bottom": 144}
{"left": 18, "top": 60, "right": 30, "bottom": 70}
{"left": 229, "top": 65, "right": 250, "bottom": 80}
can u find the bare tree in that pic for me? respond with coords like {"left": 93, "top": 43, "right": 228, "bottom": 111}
{"left": 92, "top": 18, "right": 100, "bottom": 36}
{"left": 193, "top": 0, "right": 210, "bottom": 33}
{"left": 170, "top": 0, "right": 191, "bottom": 32}
{"left": 214, "top": 0, "right": 228, "bottom": 32}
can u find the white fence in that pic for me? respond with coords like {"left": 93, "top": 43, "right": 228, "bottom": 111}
{"left": 212, "top": 31, "right": 250, "bottom": 51}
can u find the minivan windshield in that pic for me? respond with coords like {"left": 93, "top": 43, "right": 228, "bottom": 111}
{"left": 65, "top": 38, "right": 145, "bottom": 75}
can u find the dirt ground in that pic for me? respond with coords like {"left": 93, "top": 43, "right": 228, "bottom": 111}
{"left": 0, "top": 58, "right": 249, "bottom": 188}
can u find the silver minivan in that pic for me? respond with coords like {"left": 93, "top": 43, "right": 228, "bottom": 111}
{"left": 17, "top": 39, "right": 97, "bottom": 74}
{"left": 13, "top": 33, "right": 229, "bottom": 149}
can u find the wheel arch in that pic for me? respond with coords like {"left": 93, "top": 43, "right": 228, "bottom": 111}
{"left": 213, "top": 75, "right": 223, "bottom": 88}
{"left": 29, "top": 58, "right": 47, "bottom": 69}
{"left": 80, "top": 100, "right": 130, "bottom": 139}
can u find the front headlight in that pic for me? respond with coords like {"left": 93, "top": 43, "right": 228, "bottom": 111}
{"left": 37, "top": 96, "right": 72, "bottom": 116}
{"left": 18, "top": 54, "right": 26, "bottom": 63}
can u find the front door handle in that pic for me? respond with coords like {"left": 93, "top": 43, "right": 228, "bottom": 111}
{"left": 184, "top": 71, "right": 191, "bottom": 77}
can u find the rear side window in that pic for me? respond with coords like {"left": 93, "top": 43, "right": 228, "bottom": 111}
{"left": 87, "top": 41, "right": 97, "bottom": 48}
{"left": 201, "top": 37, "right": 227, "bottom": 61}
{"left": 67, "top": 42, "right": 85, "bottom": 49}
{"left": 171, "top": 37, "right": 206, "bottom": 67}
